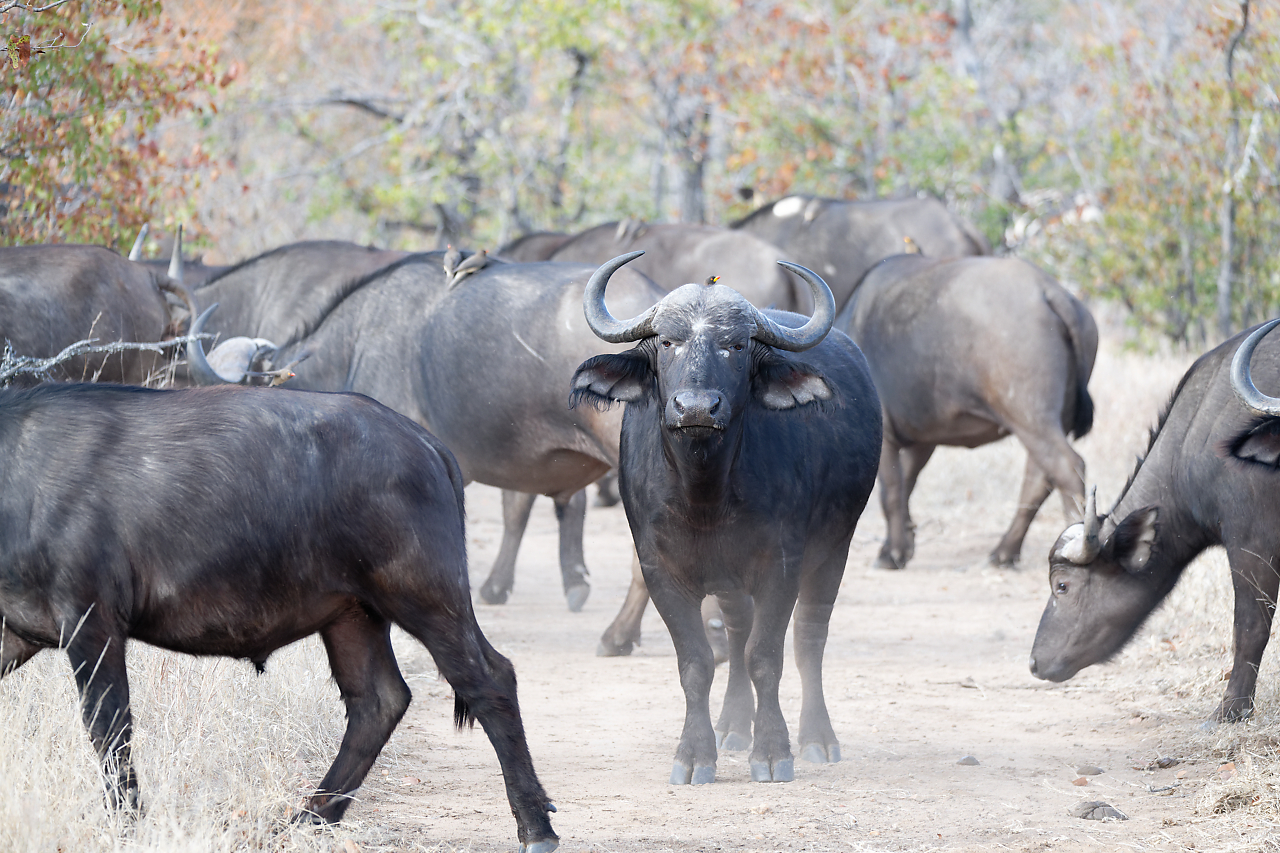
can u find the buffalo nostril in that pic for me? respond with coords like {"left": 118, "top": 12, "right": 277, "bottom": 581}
{"left": 707, "top": 395, "right": 722, "bottom": 414}
{"left": 673, "top": 397, "right": 686, "bottom": 414}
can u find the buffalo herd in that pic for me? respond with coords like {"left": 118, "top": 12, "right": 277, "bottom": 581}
{"left": 0, "top": 195, "right": 1277, "bottom": 848}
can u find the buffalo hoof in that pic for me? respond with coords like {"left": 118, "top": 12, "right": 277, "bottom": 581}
{"left": 750, "top": 757, "right": 794, "bottom": 783}
{"left": 988, "top": 546, "right": 1020, "bottom": 568}
{"left": 800, "top": 742, "right": 840, "bottom": 764}
{"left": 873, "top": 549, "right": 905, "bottom": 570}
{"left": 520, "top": 840, "right": 559, "bottom": 853}
{"left": 596, "top": 636, "right": 635, "bottom": 657}
{"left": 479, "top": 582, "right": 511, "bottom": 606}
{"left": 565, "top": 583, "right": 590, "bottom": 613}
{"left": 1212, "top": 698, "right": 1254, "bottom": 724}
{"left": 670, "top": 761, "right": 716, "bottom": 785}
{"left": 716, "top": 730, "right": 751, "bottom": 751}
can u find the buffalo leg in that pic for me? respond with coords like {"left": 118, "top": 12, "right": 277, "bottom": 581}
{"left": 65, "top": 618, "right": 139, "bottom": 812}
{"left": 597, "top": 553, "right": 729, "bottom": 660}
{"left": 713, "top": 592, "right": 754, "bottom": 750}
{"left": 304, "top": 607, "right": 412, "bottom": 823}
{"left": 480, "top": 490, "right": 536, "bottom": 605}
{"left": 875, "top": 437, "right": 933, "bottom": 570}
{"left": 744, "top": 572, "right": 802, "bottom": 783}
{"left": 1, "top": 620, "right": 42, "bottom": 678}
{"left": 998, "top": 426, "right": 1086, "bottom": 565}
{"left": 646, "top": 568, "right": 718, "bottom": 784}
{"left": 553, "top": 490, "right": 591, "bottom": 612}
{"left": 598, "top": 551, "right": 648, "bottom": 656}
{"left": 1215, "top": 547, "right": 1280, "bottom": 723}
{"left": 990, "top": 454, "right": 1055, "bottom": 567}
{"left": 594, "top": 471, "right": 621, "bottom": 507}
{"left": 795, "top": 547, "right": 848, "bottom": 764}
{"left": 396, "top": 605, "right": 558, "bottom": 851}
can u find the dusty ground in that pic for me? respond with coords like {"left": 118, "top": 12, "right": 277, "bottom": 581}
{"left": 347, "top": 466, "right": 1263, "bottom": 853}
{"left": 6, "top": 340, "right": 1278, "bottom": 853}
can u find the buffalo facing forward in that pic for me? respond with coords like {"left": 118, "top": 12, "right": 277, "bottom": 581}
{"left": 571, "top": 253, "right": 880, "bottom": 784}
{"left": 0, "top": 384, "right": 557, "bottom": 851}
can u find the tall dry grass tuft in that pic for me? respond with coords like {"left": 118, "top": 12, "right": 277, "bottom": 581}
{"left": 0, "top": 634, "right": 438, "bottom": 852}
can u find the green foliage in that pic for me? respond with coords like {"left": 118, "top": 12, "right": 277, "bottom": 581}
{"left": 0, "top": 0, "right": 222, "bottom": 249}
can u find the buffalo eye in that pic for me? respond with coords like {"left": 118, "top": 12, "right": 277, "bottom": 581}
{"left": 1054, "top": 580, "right": 1069, "bottom": 595}
{"left": 732, "top": 343, "right": 744, "bottom": 351}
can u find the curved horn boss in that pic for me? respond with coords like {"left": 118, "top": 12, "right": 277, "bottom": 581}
{"left": 1231, "top": 318, "right": 1280, "bottom": 416}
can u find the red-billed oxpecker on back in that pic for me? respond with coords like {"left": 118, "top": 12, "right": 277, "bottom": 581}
{"left": 570, "top": 252, "right": 881, "bottom": 785}
{"left": 0, "top": 384, "right": 558, "bottom": 851}
{"left": 1030, "top": 319, "right": 1280, "bottom": 727}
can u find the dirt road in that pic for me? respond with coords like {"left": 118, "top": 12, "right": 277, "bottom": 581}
{"left": 348, "top": 468, "right": 1240, "bottom": 853}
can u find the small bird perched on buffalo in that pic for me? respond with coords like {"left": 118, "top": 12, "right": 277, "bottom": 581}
{"left": 704, "top": 275, "right": 721, "bottom": 286}
{"left": 442, "top": 244, "right": 462, "bottom": 280}
{"left": 902, "top": 236, "right": 922, "bottom": 255}
{"left": 448, "top": 249, "right": 489, "bottom": 289}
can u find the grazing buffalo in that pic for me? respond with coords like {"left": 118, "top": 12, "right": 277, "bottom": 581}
{"left": 837, "top": 254, "right": 1097, "bottom": 569}
{"left": 1030, "top": 320, "right": 1280, "bottom": 726}
{"left": 189, "top": 255, "right": 663, "bottom": 612}
{"left": 0, "top": 241, "right": 197, "bottom": 385}
{"left": 549, "top": 222, "right": 807, "bottom": 312}
{"left": 571, "top": 253, "right": 880, "bottom": 783}
{"left": 0, "top": 383, "right": 557, "bottom": 850}
{"left": 732, "top": 194, "right": 990, "bottom": 310}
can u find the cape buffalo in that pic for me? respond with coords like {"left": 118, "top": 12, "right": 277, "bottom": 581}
{"left": 549, "top": 222, "right": 807, "bottom": 312}
{"left": 837, "top": 254, "right": 1097, "bottom": 569}
{"left": 571, "top": 253, "right": 881, "bottom": 784}
{"left": 188, "top": 255, "right": 664, "bottom": 612}
{"left": 0, "top": 383, "right": 557, "bottom": 850}
{"left": 0, "top": 241, "right": 197, "bottom": 385}
{"left": 732, "top": 194, "right": 990, "bottom": 310}
{"left": 1030, "top": 320, "right": 1280, "bottom": 726}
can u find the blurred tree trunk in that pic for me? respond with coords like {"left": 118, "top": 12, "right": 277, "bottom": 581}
{"left": 1216, "top": 0, "right": 1250, "bottom": 339}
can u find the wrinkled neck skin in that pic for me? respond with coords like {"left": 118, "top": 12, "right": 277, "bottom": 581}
{"left": 658, "top": 415, "right": 744, "bottom": 517}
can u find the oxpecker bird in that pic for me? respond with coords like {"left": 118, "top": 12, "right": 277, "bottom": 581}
{"left": 448, "top": 249, "right": 489, "bottom": 289}
{"left": 442, "top": 244, "right": 461, "bottom": 280}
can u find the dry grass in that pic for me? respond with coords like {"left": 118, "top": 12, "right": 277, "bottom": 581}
{"left": 0, "top": 634, "right": 448, "bottom": 852}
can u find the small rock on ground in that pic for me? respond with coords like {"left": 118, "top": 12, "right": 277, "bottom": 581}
{"left": 1071, "top": 801, "right": 1127, "bottom": 821}
{"left": 956, "top": 755, "right": 980, "bottom": 766}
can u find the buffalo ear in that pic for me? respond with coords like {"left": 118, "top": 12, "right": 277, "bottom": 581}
{"left": 753, "top": 351, "right": 833, "bottom": 411}
{"left": 570, "top": 349, "right": 653, "bottom": 409}
{"left": 1111, "top": 507, "right": 1158, "bottom": 573}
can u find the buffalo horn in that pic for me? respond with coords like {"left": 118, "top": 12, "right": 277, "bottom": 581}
{"left": 747, "top": 261, "right": 836, "bottom": 352}
{"left": 186, "top": 303, "right": 236, "bottom": 386}
{"left": 583, "top": 251, "right": 661, "bottom": 343}
{"left": 1062, "top": 486, "right": 1101, "bottom": 564}
{"left": 1230, "top": 319, "right": 1280, "bottom": 416}
{"left": 168, "top": 223, "right": 184, "bottom": 284}
{"left": 128, "top": 223, "right": 149, "bottom": 261}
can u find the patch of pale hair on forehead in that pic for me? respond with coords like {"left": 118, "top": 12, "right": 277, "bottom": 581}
{"left": 654, "top": 283, "right": 759, "bottom": 336}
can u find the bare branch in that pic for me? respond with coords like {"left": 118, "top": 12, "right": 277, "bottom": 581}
{"left": 0, "top": 0, "right": 74, "bottom": 13}
{"left": 0, "top": 333, "right": 211, "bottom": 386}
